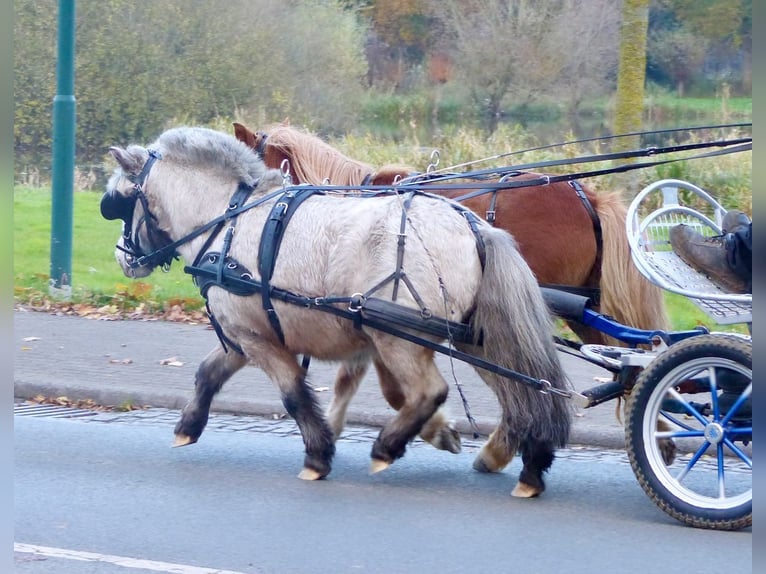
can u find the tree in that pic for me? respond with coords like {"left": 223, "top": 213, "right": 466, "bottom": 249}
{"left": 614, "top": 0, "right": 649, "bottom": 150}
{"left": 649, "top": 27, "right": 707, "bottom": 97}
{"left": 436, "top": 0, "right": 620, "bottom": 133}
{"left": 648, "top": 0, "right": 751, "bottom": 95}
{"left": 14, "top": 0, "right": 369, "bottom": 180}
{"left": 364, "top": 0, "right": 437, "bottom": 89}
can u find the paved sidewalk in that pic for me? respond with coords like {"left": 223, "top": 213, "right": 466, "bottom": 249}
{"left": 13, "top": 309, "right": 625, "bottom": 450}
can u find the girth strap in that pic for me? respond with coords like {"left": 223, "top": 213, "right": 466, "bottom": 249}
{"left": 258, "top": 187, "right": 321, "bottom": 344}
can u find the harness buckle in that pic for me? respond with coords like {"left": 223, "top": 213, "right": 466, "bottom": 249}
{"left": 274, "top": 202, "right": 288, "bottom": 217}
{"left": 486, "top": 210, "right": 496, "bottom": 224}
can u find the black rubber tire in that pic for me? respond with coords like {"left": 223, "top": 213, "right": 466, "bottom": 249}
{"left": 625, "top": 334, "right": 752, "bottom": 530}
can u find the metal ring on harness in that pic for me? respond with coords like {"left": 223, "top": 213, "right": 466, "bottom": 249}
{"left": 280, "top": 159, "right": 292, "bottom": 183}
{"left": 348, "top": 293, "right": 365, "bottom": 312}
{"left": 426, "top": 149, "right": 440, "bottom": 173}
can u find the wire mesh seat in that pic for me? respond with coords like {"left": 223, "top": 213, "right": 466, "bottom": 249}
{"left": 626, "top": 179, "right": 751, "bottom": 325}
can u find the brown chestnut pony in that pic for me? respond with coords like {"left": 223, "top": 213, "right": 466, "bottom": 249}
{"left": 233, "top": 122, "right": 669, "bottom": 455}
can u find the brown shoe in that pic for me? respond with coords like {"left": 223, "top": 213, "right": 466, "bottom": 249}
{"left": 669, "top": 224, "right": 749, "bottom": 293}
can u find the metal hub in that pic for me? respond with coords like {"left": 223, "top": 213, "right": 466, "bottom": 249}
{"left": 704, "top": 422, "right": 725, "bottom": 444}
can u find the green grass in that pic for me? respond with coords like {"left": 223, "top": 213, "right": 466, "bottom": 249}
{"left": 13, "top": 187, "right": 204, "bottom": 312}
{"left": 664, "top": 292, "right": 748, "bottom": 335}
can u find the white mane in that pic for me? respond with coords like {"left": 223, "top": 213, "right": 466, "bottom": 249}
{"left": 154, "top": 126, "right": 266, "bottom": 187}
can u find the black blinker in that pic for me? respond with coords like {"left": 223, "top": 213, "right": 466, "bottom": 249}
{"left": 100, "top": 189, "right": 137, "bottom": 221}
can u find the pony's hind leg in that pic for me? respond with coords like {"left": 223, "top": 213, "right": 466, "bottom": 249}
{"left": 368, "top": 339, "right": 450, "bottom": 473}
{"left": 326, "top": 356, "right": 370, "bottom": 440}
{"left": 174, "top": 345, "right": 248, "bottom": 447}
{"left": 472, "top": 418, "right": 557, "bottom": 498}
{"left": 472, "top": 427, "right": 516, "bottom": 473}
{"left": 513, "top": 438, "right": 556, "bottom": 498}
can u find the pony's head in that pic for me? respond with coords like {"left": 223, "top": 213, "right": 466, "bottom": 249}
{"left": 102, "top": 144, "right": 175, "bottom": 278}
{"left": 103, "top": 126, "right": 274, "bottom": 279}
{"left": 233, "top": 122, "right": 292, "bottom": 183}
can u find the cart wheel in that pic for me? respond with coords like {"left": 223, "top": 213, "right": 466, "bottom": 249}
{"left": 625, "top": 334, "right": 751, "bottom": 530}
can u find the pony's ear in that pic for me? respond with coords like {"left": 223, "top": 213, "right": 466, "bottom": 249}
{"left": 109, "top": 146, "right": 144, "bottom": 175}
{"left": 232, "top": 122, "right": 257, "bottom": 148}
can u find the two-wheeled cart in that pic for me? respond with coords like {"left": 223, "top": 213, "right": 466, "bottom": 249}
{"left": 562, "top": 178, "right": 751, "bottom": 530}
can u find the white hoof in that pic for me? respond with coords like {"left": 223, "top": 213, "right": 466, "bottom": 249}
{"left": 511, "top": 482, "right": 541, "bottom": 498}
{"left": 172, "top": 434, "right": 196, "bottom": 447}
{"left": 298, "top": 467, "right": 323, "bottom": 481}
{"left": 369, "top": 459, "right": 391, "bottom": 474}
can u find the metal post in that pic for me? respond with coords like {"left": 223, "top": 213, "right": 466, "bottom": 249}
{"left": 49, "top": 0, "right": 76, "bottom": 298}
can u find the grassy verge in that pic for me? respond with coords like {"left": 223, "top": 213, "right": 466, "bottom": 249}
{"left": 13, "top": 187, "right": 205, "bottom": 316}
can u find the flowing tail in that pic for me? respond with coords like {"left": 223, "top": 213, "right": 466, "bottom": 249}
{"left": 596, "top": 192, "right": 669, "bottom": 345}
{"left": 464, "top": 226, "right": 573, "bottom": 450}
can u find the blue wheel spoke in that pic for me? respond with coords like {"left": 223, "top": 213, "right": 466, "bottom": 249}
{"left": 675, "top": 440, "right": 711, "bottom": 483}
{"left": 723, "top": 438, "right": 752, "bottom": 468}
{"left": 719, "top": 383, "right": 752, "bottom": 426}
{"left": 659, "top": 411, "right": 701, "bottom": 433}
{"left": 666, "top": 388, "right": 709, "bottom": 426}
{"left": 717, "top": 443, "right": 726, "bottom": 498}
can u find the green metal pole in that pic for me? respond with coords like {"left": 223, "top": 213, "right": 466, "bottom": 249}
{"left": 49, "top": 0, "right": 76, "bottom": 298}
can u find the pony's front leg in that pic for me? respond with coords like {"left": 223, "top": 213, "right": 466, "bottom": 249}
{"left": 174, "top": 345, "right": 248, "bottom": 447}
{"left": 245, "top": 340, "right": 335, "bottom": 480}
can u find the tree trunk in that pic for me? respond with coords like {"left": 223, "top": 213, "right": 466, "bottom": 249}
{"left": 613, "top": 0, "right": 649, "bottom": 195}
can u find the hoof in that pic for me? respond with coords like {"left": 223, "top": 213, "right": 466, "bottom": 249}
{"left": 298, "top": 467, "right": 324, "bottom": 481}
{"left": 659, "top": 438, "right": 677, "bottom": 466}
{"left": 473, "top": 457, "right": 495, "bottom": 473}
{"left": 172, "top": 434, "right": 197, "bottom": 448}
{"left": 369, "top": 459, "right": 391, "bottom": 474}
{"left": 429, "top": 426, "right": 462, "bottom": 454}
{"left": 511, "top": 482, "right": 542, "bottom": 498}
{"left": 472, "top": 453, "right": 506, "bottom": 473}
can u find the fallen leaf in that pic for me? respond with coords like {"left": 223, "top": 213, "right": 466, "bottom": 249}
{"left": 159, "top": 357, "right": 184, "bottom": 367}
{"left": 22, "top": 336, "right": 41, "bottom": 342}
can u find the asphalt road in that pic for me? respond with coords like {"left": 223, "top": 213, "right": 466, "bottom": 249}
{"left": 14, "top": 407, "right": 752, "bottom": 574}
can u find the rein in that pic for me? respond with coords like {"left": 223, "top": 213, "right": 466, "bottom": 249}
{"left": 407, "top": 132, "right": 752, "bottom": 186}
{"left": 445, "top": 140, "right": 752, "bottom": 200}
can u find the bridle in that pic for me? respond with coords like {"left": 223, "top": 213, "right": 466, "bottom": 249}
{"left": 101, "top": 149, "right": 178, "bottom": 271}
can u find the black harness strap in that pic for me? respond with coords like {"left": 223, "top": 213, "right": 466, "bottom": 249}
{"left": 258, "top": 187, "right": 321, "bottom": 344}
{"left": 569, "top": 179, "right": 603, "bottom": 258}
{"left": 191, "top": 181, "right": 257, "bottom": 268}
{"left": 354, "top": 191, "right": 431, "bottom": 316}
